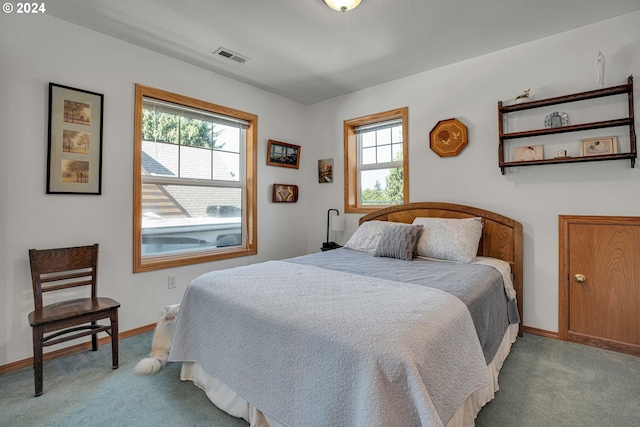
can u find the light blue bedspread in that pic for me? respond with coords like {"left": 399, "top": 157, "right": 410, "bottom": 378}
{"left": 287, "top": 248, "right": 519, "bottom": 363}
{"left": 170, "top": 260, "right": 491, "bottom": 427}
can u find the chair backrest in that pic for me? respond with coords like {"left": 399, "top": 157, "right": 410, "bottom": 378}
{"left": 29, "top": 244, "right": 99, "bottom": 311}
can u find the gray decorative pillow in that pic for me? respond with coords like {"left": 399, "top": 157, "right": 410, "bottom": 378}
{"left": 374, "top": 223, "right": 424, "bottom": 261}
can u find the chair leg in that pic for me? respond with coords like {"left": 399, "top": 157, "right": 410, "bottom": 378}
{"left": 91, "top": 321, "right": 98, "bottom": 351}
{"left": 32, "top": 326, "right": 44, "bottom": 397}
{"left": 111, "top": 310, "right": 119, "bottom": 369}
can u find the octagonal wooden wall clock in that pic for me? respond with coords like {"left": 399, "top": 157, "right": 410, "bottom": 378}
{"left": 429, "top": 118, "right": 468, "bottom": 157}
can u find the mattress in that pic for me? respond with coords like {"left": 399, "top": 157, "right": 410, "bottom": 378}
{"left": 180, "top": 323, "right": 518, "bottom": 427}
{"left": 169, "top": 248, "right": 519, "bottom": 427}
{"left": 287, "top": 249, "right": 520, "bottom": 364}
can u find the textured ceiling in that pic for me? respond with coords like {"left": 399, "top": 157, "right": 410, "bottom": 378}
{"left": 46, "top": 0, "right": 640, "bottom": 105}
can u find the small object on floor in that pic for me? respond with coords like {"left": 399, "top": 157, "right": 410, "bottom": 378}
{"left": 134, "top": 304, "right": 180, "bottom": 375}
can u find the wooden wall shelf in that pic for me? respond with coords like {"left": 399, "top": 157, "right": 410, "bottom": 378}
{"left": 498, "top": 76, "right": 636, "bottom": 174}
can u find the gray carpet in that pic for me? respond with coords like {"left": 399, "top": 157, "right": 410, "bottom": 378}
{"left": 475, "top": 335, "right": 639, "bottom": 427}
{"left": 0, "top": 332, "right": 638, "bottom": 426}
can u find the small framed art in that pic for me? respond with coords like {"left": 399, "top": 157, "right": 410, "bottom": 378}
{"left": 318, "top": 158, "right": 333, "bottom": 183}
{"left": 47, "top": 83, "right": 104, "bottom": 194}
{"left": 580, "top": 136, "right": 618, "bottom": 156}
{"left": 267, "top": 140, "right": 300, "bottom": 169}
{"left": 514, "top": 145, "right": 543, "bottom": 162}
{"left": 429, "top": 118, "right": 468, "bottom": 157}
{"left": 272, "top": 184, "right": 299, "bottom": 203}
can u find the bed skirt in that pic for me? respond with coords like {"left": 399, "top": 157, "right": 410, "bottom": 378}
{"left": 179, "top": 323, "right": 518, "bottom": 427}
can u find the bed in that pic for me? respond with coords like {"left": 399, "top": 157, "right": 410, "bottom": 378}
{"left": 169, "top": 202, "right": 523, "bottom": 427}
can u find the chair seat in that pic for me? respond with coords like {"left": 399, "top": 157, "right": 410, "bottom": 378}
{"left": 28, "top": 297, "right": 120, "bottom": 327}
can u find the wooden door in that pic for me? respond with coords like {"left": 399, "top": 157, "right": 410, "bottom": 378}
{"left": 559, "top": 216, "right": 640, "bottom": 357}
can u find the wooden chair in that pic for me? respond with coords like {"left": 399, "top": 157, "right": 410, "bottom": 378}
{"left": 27, "top": 244, "right": 120, "bottom": 396}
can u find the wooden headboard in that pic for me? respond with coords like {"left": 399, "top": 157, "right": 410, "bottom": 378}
{"left": 360, "top": 202, "right": 523, "bottom": 336}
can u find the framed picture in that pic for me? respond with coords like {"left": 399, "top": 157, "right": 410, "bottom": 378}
{"left": 272, "top": 183, "right": 299, "bottom": 203}
{"left": 429, "top": 118, "right": 468, "bottom": 157}
{"left": 580, "top": 136, "right": 618, "bottom": 156}
{"left": 318, "top": 158, "right": 333, "bottom": 183}
{"left": 514, "top": 145, "right": 544, "bottom": 162}
{"left": 267, "top": 140, "right": 300, "bottom": 169}
{"left": 47, "top": 83, "right": 104, "bottom": 194}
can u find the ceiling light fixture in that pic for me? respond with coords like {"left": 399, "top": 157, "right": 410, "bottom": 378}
{"left": 323, "top": 0, "right": 362, "bottom": 12}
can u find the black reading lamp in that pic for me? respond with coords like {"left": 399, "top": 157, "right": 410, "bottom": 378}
{"left": 323, "top": 209, "right": 344, "bottom": 250}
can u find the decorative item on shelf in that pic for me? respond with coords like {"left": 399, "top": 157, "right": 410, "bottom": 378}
{"left": 267, "top": 140, "right": 300, "bottom": 169}
{"left": 323, "top": 0, "right": 362, "bottom": 12}
{"left": 580, "top": 136, "right": 618, "bottom": 156}
{"left": 272, "top": 183, "right": 299, "bottom": 203}
{"left": 596, "top": 51, "right": 605, "bottom": 88}
{"left": 47, "top": 83, "right": 104, "bottom": 195}
{"left": 555, "top": 149, "right": 570, "bottom": 159}
{"left": 429, "top": 118, "right": 468, "bottom": 157}
{"left": 514, "top": 88, "right": 531, "bottom": 104}
{"left": 323, "top": 208, "right": 344, "bottom": 250}
{"left": 514, "top": 145, "right": 544, "bottom": 162}
{"left": 544, "top": 111, "right": 569, "bottom": 128}
{"left": 318, "top": 158, "right": 333, "bottom": 183}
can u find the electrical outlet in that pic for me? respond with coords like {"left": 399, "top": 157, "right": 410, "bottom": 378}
{"left": 168, "top": 276, "right": 177, "bottom": 289}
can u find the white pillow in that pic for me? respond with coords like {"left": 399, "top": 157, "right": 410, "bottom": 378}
{"left": 343, "top": 220, "right": 401, "bottom": 253}
{"left": 412, "top": 217, "right": 483, "bottom": 263}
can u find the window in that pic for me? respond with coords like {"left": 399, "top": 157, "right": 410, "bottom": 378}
{"left": 344, "top": 107, "right": 408, "bottom": 213}
{"left": 133, "top": 85, "right": 257, "bottom": 272}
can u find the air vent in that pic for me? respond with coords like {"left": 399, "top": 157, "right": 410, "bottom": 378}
{"left": 213, "top": 48, "right": 249, "bottom": 64}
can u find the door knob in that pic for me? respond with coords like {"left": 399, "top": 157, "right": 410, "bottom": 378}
{"left": 573, "top": 273, "right": 586, "bottom": 283}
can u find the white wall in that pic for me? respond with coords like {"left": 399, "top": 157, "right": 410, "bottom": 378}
{"left": 305, "top": 11, "right": 640, "bottom": 333}
{"left": 2, "top": 11, "right": 639, "bottom": 367}
{"left": 0, "top": 15, "right": 308, "bottom": 366}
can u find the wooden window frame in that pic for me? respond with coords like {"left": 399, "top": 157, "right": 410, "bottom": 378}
{"left": 343, "top": 107, "right": 409, "bottom": 214}
{"left": 133, "top": 84, "right": 258, "bottom": 272}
